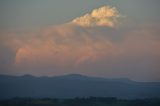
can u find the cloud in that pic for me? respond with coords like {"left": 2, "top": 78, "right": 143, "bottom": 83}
{"left": 71, "top": 6, "right": 120, "bottom": 27}
{"left": 0, "top": 5, "right": 160, "bottom": 81}
{"left": 1, "top": 24, "right": 160, "bottom": 81}
{"left": 13, "top": 25, "right": 118, "bottom": 67}
{"left": 0, "top": 25, "right": 119, "bottom": 70}
{"left": 1, "top": 5, "right": 122, "bottom": 68}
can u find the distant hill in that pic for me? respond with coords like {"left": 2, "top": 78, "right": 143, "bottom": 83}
{"left": 0, "top": 74, "right": 160, "bottom": 99}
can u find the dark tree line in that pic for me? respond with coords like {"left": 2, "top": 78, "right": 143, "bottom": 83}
{"left": 0, "top": 97, "right": 160, "bottom": 106}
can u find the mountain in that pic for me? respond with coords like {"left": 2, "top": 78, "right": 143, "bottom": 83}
{"left": 0, "top": 74, "right": 160, "bottom": 99}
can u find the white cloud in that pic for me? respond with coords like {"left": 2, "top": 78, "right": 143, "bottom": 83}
{"left": 71, "top": 6, "right": 120, "bottom": 27}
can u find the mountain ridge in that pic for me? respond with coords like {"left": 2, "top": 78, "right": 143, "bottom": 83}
{"left": 0, "top": 74, "right": 160, "bottom": 99}
{"left": 0, "top": 74, "right": 133, "bottom": 82}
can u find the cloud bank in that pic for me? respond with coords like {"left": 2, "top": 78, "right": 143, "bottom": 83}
{"left": 7, "top": 25, "right": 119, "bottom": 67}
{"left": 0, "top": 6, "right": 160, "bottom": 81}
{"left": 71, "top": 6, "right": 120, "bottom": 27}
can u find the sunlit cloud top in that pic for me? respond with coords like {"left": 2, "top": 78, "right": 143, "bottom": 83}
{"left": 71, "top": 6, "right": 120, "bottom": 27}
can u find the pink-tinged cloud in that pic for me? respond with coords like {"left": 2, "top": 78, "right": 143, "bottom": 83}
{"left": 3, "top": 24, "right": 160, "bottom": 71}
{"left": 14, "top": 25, "right": 119, "bottom": 67}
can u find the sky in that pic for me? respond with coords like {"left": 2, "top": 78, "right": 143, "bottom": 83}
{"left": 0, "top": 0, "right": 160, "bottom": 81}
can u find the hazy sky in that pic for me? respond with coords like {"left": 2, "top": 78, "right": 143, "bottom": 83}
{"left": 0, "top": 0, "right": 160, "bottom": 81}
{"left": 1, "top": 0, "right": 160, "bottom": 29}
